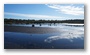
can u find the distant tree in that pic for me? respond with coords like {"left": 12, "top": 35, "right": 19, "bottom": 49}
{"left": 4, "top": 18, "right": 84, "bottom": 24}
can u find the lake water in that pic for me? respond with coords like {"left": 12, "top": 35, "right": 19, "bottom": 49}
{"left": 4, "top": 23, "right": 84, "bottom": 49}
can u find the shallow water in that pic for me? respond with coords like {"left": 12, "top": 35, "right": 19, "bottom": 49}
{"left": 4, "top": 24, "right": 84, "bottom": 49}
{"left": 5, "top": 23, "right": 84, "bottom": 27}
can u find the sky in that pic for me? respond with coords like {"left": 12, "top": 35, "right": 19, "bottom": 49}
{"left": 4, "top": 4, "right": 84, "bottom": 20}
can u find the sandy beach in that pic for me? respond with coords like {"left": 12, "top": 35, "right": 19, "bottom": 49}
{"left": 4, "top": 26, "right": 60, "bottom": 34}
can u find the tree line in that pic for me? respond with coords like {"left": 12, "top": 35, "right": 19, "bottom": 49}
{"left": 4, "top": 18, "right": 84, "bottom": 24}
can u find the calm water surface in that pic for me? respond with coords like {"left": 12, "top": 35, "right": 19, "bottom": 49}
{"left": 4, "top": 23, "right": 84, "bottom": 49}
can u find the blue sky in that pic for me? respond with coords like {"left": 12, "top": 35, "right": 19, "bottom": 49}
{"left": 4, "top": 4, "right": 84, "bottom": 20}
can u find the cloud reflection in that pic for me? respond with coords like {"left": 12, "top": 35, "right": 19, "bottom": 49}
{"left": 44, "top": 30, "right": 84, "bottom": 43}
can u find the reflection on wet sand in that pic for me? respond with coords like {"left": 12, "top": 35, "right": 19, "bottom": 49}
{"left": 44, "top": 31, "right": 84, "bottom": 43}
{"left": 4, "top": 24, "right": 84, "bottom": 49}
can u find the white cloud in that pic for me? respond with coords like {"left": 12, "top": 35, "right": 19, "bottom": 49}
{"left": 4, "top": 12, "right": 63, "bottom": 20}
{"left": 46, "top": 4, "right": 84, "bottom": 15}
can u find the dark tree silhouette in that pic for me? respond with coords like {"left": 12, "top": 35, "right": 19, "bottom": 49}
{"left": 4, "top": 18, "right": 84, "bottom": 24}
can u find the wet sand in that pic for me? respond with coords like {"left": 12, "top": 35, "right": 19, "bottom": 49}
{"left": 4, "top": 26, "right": 60, "bottom": 34}
{"left": 4, "top": 25, "right": 84, "bottom": 49}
